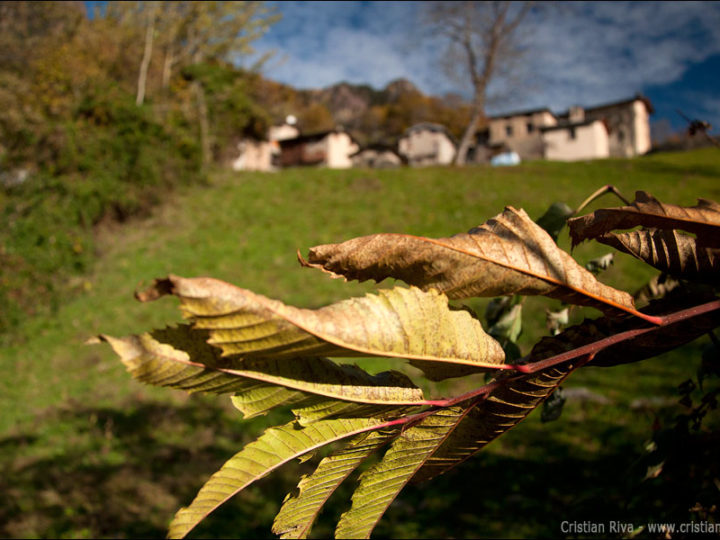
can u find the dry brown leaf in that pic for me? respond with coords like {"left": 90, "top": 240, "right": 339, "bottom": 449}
{"left": 529, "top": 291, "right": 720, "bottom": 368}
{"left": 568, "top": 191, "right": 720, "bottom": 248}
{"left": 301, "top": 206, "right": 656, "bottom": 322}
{"left": 633, "top": 274, "right": 680, "bottom": 305}
{"left": 598, "top": 229, "right": 719, "bottom": 283}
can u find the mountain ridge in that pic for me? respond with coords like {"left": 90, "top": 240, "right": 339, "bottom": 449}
{"left": 251, "top": 75, "right": 472, "bottom": 147}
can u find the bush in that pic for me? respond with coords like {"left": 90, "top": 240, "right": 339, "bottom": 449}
{"left": 0, "top": 86, "right": 203, "bottom": 341}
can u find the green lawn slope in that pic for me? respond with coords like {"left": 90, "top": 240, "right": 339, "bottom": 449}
{"left": 2, "top": 148, "right": 719, "bottom": 538}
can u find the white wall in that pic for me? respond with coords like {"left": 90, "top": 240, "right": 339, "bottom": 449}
{"left": 543, "top": 121, "right": 609, "bottom": 161}
{"left": 325, "top": 133, "right": 359, "bottom": 168}
{"left": 398, "top": 130, "right": 455, "bottom": 165}
{"left": 436, "top": 134, "right": 456, "bottom": 164}
{"left": 633, "top": 100, "right": 652, "bottom": 155}
{"left": 233, "top": 140, "right": 273, "bottom": 171}
{"left": 488, "top": 110, "right": 557, "bottom": 160}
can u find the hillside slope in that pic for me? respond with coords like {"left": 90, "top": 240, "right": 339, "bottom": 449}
{"left": 2, "top": 149, "right": 719, "bottom": 538}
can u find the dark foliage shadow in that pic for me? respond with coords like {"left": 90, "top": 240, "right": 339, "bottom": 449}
{"left": 1, "top": 398, "right": 717, "bottom": 539}
{"left": 370, "top": 417, "right": 720, "bottom": 539}
{"left": 0, "top": 398, "right": 294, "bottom": 539}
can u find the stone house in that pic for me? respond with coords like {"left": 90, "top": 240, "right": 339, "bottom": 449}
{"left": 278, "top": 129, "right": 359, "bottom": 169}
{"left": 479, "top": 94, "right": 653, "bottom": 162}
{"left": 397, "top": 123, "right": 457, "bottom": 166}
{"left": 580, "top": 95, "right": 653, "bottom": 157}
{"left": 485, "top": 107, "right": 557, "bottom": 161}
{"left": 350, "top": 144, "right": 404, "bottom": 168}
{"left": 232, "top": 139, "right": 274, "bottom": 171}
{"left": 232, "top": 121, "right": 300, "bottom": 172}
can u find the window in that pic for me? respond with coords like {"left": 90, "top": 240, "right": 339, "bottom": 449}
{"left": 569, "top": 127, "right": 577, "bottom": 140}
{"left": 527, "top": 122, "right": 534, "bottom": 134}
{"left": 506, "top": 125, "right": 513, "bottom": 137}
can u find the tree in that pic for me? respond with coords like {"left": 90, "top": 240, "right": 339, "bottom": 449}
{"left": 297, "top": 102, "right": 336, "bottom": 134}
{"left": 181, "top": 61, "right": 271, "bottom": 162}
{"left": 135, "top": 2, "right": 159, "bottom": 105}
{"left": 0, "top": 1, "right": 210, "bottom": 337}
{"left": 0, "top": 1, "right": 85, "bottom": 73}
{"left": 97, "top": 187, "right": 720, "bottom": 538}
{"left": 175, "top": 1, "right": 279, "bottom": 165}
{"left": 106, "top": 1, "right": 280, "bottom": 163}
{"left": 423, "top": 1, "right": 533, "bottom": 165}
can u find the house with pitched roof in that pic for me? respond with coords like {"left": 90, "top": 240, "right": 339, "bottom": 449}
{"left": 397, "top": 123, "right": 457, "bottom": 166}
{"left": 234, "top": 124, "right": 360, "bottom": 171}
{"left": 277, "top": 129, "right": 359, "bottom": 169}
{"left": 232, "top": 120, "right": 300, "bottom": 172}
{"left": 579, "top": 95, "right": 653, "bottom": 157}
{"left": 350, "top": 144, "right": 404, "bottom": 168}
{"left": 475, "top": 94, "right": 653, "bottom": 162}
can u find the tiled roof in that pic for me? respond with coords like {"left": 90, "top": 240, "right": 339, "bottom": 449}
{"left": 539, "top": 118, "right": 606, "bottom": 132}
{"left": 584, "top": 94, "right": 654, "bottom": 114}
{"left": 488, "top": 107, "right": 554, "bottom": 120}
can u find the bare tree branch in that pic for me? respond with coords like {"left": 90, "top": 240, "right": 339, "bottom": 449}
{"left": 677, "top": 109, "right": 720, "bottom": 149}
{"left": 423, "top": 1, "right": 534, "bottom": 165}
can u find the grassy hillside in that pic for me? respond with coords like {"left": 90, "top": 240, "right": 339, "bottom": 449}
{"left": 2, "top": 148, "right": 719, "bottom": 538}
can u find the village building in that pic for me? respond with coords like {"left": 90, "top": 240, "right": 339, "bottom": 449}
{"left": 477, "top": 94, "right": 653, "bottom": 162}
{"left": 278, "top": 129, "right": 359, "bottom": 169}
{"left": 268, "top": 122, "right": 301, "bottom": 169}
{"left": 268, "top": 122, "right": 301, "bottom": 144}
{"left": 232, "top": 120, "right": 300, "bottom": 172}
{"left": 397, "top": 123, "right": 457, "bottom": 166}
{"left": 350, "top": 144, "right": 404, "bottom": 168}
{"left": 235, "top": 94, "right": 653, "bottom": 170}
{"left": 232, "top": 139, "right": 274, "bottom": 171}
{"left": 580, "top": 95, "right": 653, "bottom": 157}
{"left": 485, "top": 107, "right": 557, "bottom": 161}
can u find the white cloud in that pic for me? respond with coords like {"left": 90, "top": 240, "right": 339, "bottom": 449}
{"left": 258, "top": 25, "right": 415, "bottom": 89}
{"left": 252, "top": 1, "right": 427, "bottom": 89}
{"left": 252, "top": 1, "right": 720, "bottom": 116}
{"left": 508, "top": 1, "right": 720, "bottom": 112}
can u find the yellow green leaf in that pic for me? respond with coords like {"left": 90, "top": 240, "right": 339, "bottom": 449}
{"left": 334, "top": 407, "right": 471, "bottom": 539}
{"left": 137, "top": 276, "right": 508, "bottom": 380}
{"left": 412, "top": 367, "right": 569, "bottom": 483}
{"left": 231, "top": 386, "right": 309, "bottom": 419}
{"left": 168, "top": 417, "right": 397, "bottom": 539}
{"left": 272, "top": 430, "right": 396, "bottom": 539}
{"left": 97, "top": 326, "right": 425, "bottom": 406}
{"left": 290, "top": 398, "right": 413, "bottom": 426}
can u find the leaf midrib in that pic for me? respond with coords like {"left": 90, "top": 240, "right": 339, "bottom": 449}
{"left": 127, "top": 336, "right": 426, "bottom": 405}
{"left": 184, "top": 282, "right": 513, "bottom": 369}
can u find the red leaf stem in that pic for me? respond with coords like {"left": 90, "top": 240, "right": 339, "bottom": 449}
{"left": 425, "top": 298, "right": 720, "bottom": 409}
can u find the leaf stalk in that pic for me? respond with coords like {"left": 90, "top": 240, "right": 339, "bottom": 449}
{"left": 425, "top": 299, "right": 720, "bottom": 409}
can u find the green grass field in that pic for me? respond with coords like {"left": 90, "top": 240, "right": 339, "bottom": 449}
{"left": 2, "top": 148, "right": 719, "bottom": 538}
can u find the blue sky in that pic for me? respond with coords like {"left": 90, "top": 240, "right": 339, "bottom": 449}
{"left": 247, "top": 1, "right": 720, "bottom": 135}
